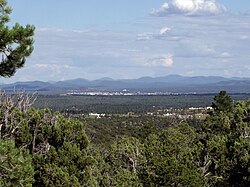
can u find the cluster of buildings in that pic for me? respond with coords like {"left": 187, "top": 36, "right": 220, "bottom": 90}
{"left": 66, "top": 90, "right": 190, "bottom": 96}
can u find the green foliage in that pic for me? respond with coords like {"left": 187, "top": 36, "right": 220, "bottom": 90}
{"left": 34, "top": 95, "right": 215, "bottom": 114}
{"left": 142, "top": 123, "right": 207, "bottom": 187}
{"left": 12, "top": 108, "right": 97, "bottom": 187}
{"left": 101, "top": 136, "right": 144, "bottom": 187}
{"left": 212, "top": 91, "right": 233, "bottom": 113}
{"left": 2, "top": 91, "right": 250, "bottom": 186}
{"left": 200, "top": 93, "right": 250, "bottom": 186}
{"left": 34, "top": 143, "right": 97, "bottom": 187}
{"left": 0, "top": 0, "right": 35, "bottom": 77}
{"left": 84, "top": 116, "right": 175, "bottom": 147}
{"left": 108, "top": 168, "right": 143, "bottom": 187}
{"left": 0, "top": 93, "right": 98, "bottom": 186}
{"left": 40, "top": 163, "right": 81, "bottom": 187}
{"left": 0, "top": 139, "right": 34, "bottom": 187}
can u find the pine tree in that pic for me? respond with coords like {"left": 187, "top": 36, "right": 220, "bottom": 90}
{"left": 0, "top": 0, "right": 35, "bottom": 77}
{"left": 0, "top": 139, "right": 34, "bottom": 187}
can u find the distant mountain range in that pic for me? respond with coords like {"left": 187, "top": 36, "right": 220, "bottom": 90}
{"left": 1, "top": 75, "right": 250, "bottom": 94}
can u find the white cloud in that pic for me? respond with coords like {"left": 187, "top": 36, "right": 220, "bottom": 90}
{"left": 3, "top": 12, "right": 250, "bottom": 83}
{"left": 146, "top": 54, "right": 174, "bottom": 67}
{"left": 219, "top": 52, "right": 231, "bottom": 58}
{"left": 151, "top": 0, "right": 227, "bottom": 16}
{"left": 159, "top": 27, "right": 172, "bottom": 35}
{"left": 34, "top": 63, "right": 72, "bottom": 75}
{"left": 137, "top": 27, "right": 180, "bottom": 41}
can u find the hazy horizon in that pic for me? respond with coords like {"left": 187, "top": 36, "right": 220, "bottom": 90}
{"left": 2, "top": 0, "right": 250, "bottom": 83}
{"left": 2, "top": 74, "right": 250, "bottom": 85}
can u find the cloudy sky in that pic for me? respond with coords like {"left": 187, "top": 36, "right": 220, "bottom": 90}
{"left": 2, "top": 0, "right": 250, "bottom": 83}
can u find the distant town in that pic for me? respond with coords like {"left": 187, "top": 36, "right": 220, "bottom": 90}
{"left": 65, "top": 89, "right": 198, "bottom": 96}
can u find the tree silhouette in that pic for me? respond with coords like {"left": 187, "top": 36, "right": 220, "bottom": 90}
{"left": 0, "top": 0, "right": 35, "bottom": 77}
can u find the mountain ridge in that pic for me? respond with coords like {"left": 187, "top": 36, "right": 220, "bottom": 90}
{"left": 1, "top": 75, "right": 250, "bottom": 94}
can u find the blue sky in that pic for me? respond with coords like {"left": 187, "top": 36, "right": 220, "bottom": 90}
{"left": 2, "top": 0, "right": 250, "bottom": 83}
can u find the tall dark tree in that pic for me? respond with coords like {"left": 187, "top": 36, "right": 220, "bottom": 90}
{"left": 212, "top": 91, "right": 233, "bottom": 113}
{"left": 0, "top": 0, "right": 35, "bottom": 77}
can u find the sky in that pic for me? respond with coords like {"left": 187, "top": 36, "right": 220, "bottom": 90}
{"left": 2, "top": 0, "right": 250, "bottom": 83}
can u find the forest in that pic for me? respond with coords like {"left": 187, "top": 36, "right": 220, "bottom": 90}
{"left": 1, "top": 90, "right": 250, "bottom": 187}
{"left": 33, "top": 94, "right": 250, "bottom": 114}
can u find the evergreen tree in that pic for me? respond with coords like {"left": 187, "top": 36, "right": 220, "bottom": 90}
{"left": 0, "top": 0, "right": 35, "bottom": 77}
{"left": 212, "top": 91, "right": 233, "bottom": 113}
{"left": 200, "top": 93, "right": 250, "bottom": 186}
{"left": 142, "top": 123, "right": 207, "bottom": 187}
{"left": 101, "top": 136, "right": 144, "bottom": 187}
{"left": 0, "top": 93, "right": 99, "bottom": 186}
{"left": 0, "top": 139, "right": 34, "bottom": 187}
